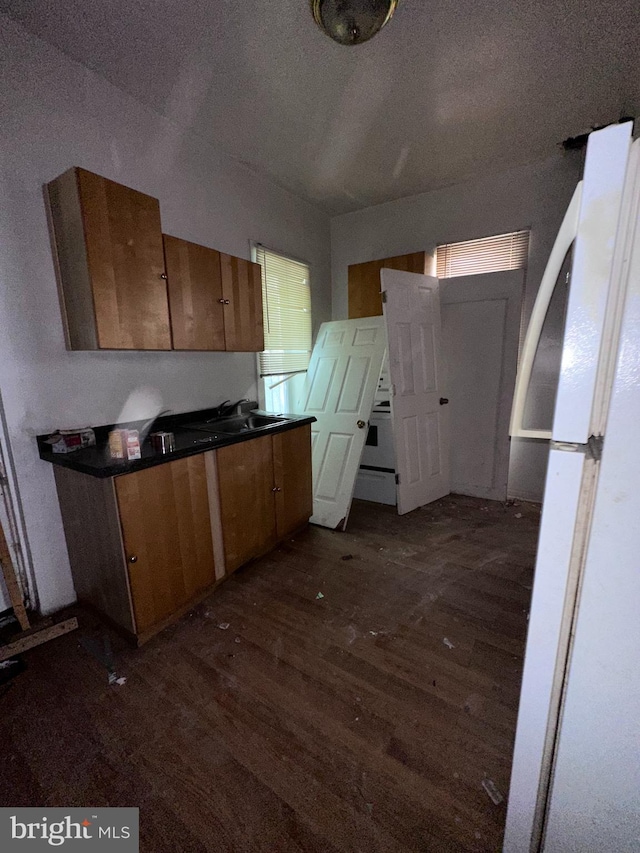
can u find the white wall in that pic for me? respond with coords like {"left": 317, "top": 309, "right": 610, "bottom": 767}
{"left": 0, "top": 15, "right": 331, "bottom": 614}
{"left": 330, "top": 152, "right": 583, "bottom": 501}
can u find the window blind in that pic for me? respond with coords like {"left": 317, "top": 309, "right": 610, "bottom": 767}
{"left": 436, "top": 230, "right": 530, "bottom": 279}
{"left": 256, "top": 245, "right": 312, "bottom": 377}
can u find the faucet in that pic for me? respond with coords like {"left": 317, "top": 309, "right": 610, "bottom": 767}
{"left": 218, "top": 398, "right": 251, "bottom": 417}
{"left": 205, "top": 399, "right": 252, "bottom": 423}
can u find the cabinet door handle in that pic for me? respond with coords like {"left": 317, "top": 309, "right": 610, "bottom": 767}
{"left": 439, "top": 398, "right": 449, "bottom": 405}
{"left": 160, "top": 273, "right": 168, "bottom": 280}
{"left": 218, "top": 298, "right": 231, "bottom": 305}
{"left": 128, "top": 555, "right": 138, "bottom": 564}
{"left": 272, "top": 486, "right": 281, "bottom": 492}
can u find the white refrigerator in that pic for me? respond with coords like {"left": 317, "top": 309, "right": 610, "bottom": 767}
{"left": 505, "top": 120, "right": 640, "bottom": 851}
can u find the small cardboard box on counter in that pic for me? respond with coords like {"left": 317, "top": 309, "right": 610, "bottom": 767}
{"left": 44, "top": 428, "right": 96, "bottom": 454}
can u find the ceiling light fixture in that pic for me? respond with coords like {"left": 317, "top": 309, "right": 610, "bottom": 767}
{"left": 311, "top": 0, "right": 399, "bottom": 46}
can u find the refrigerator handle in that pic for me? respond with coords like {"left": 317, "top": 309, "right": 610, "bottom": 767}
{"left": 509, "top": 181, "right": 583, "bottom": 440}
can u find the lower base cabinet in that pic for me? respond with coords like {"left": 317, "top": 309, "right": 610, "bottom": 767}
{"left": 54, "top": 424, "right": 312, "bottom": 644}
{"left": 216, "top": 425, "right": 313, "bottom": 572}
{"left": 114, "top": 455, "right": 216, "bottom": 635}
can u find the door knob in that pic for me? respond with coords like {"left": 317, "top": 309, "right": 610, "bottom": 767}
{"left": 439, "top": 398, "right": 449, "bottom": 405}
{"left": 357, "top": 419, "right": 366, "bottom": 429}
{"left": 128, "top": 555, "right": 138, "bottom": 564}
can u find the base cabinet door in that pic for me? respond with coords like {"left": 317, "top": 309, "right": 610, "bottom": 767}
{"left": 216, "top": 435, "right": 276, "bottom": 573}
{"left": 215, "top": 426, "right": 313, "bottom": 573}
{"left": 273, "top": 425, "right": 313, "bottom": 539}
{"left": 114, "top": 455, "right": 216, "bottom": 635}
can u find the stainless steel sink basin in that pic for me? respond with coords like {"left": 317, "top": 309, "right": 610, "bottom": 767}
{"left": 215, "top": 414, "right": 285, "bottom": 434}
{"left": 184, "top": 414, "right": 287, "bottom": 434}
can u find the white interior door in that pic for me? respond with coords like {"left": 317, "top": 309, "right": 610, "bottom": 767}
{"left": 381, "top": 269, "right": 450, "bottom": 515}
{"left": 441, "top": 269, "right": 523, "bottom": 501}
{"left": 298, "top": 317, "right": 386, "bottom": 529}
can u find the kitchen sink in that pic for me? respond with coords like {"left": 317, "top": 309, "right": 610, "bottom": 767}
{"left": 215, "top": 414, "right": 285, "bottom": 434}
{"left": 183, "top": 414, "right": 287, "bottom": 434}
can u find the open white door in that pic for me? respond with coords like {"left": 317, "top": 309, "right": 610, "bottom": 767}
{"left": 298, "top": 317, "right": 386, "bottom": 529}
{"left": 381, "top": 269, "right": 450, "bottom": 515}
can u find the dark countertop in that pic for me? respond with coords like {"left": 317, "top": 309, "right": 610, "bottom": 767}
{"left": 37, "top": 408, "right": 316, "bottom": 479}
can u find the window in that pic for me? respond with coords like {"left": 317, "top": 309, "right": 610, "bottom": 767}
{"left": 254, "top": 244, "right": 312, "bottom": 413}
{"left": 436, "top": 230, "right": 530, "bottom": 279}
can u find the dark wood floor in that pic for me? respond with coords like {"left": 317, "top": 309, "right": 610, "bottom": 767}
{"left": 0, "top": 495, "right": 540, "bottom": 852}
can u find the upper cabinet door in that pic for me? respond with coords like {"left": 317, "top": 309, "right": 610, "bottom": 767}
{"left": 163, "top": 235, "right": 226, "bottom": 351}
{"left": 220, "top": 253, "right": 265, "bottom": 352}
{"left": 348, "top": 252, "right": 433, "bottom": 319}
{"left": 48, "top": 167, "right": 171, "bottom": 350}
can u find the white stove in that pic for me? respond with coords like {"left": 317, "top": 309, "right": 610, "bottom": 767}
{"left": 353, "top": 363, "right": 397, "bottom": 505}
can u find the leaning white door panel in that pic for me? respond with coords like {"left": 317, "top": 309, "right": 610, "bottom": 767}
{"left": 381, "top": 269, "right": 449, "bottom": 514}
{"left": 299, "top": 317, "right": 386, "bottom": 529}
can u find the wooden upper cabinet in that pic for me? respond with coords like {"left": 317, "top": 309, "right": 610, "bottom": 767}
{"left": 273, "top": 425, "right": 313, "bottom": 539}
{"left": 220, "top": 253, "right": 265, "bottom": 352}
{"left": 348, "top": 251, "right": 434, "bottom": 319}
{"left": 163, "top": 235, "right": 225, "bottom": 351}
{"left": 48, "top": 167, "right": 171, "bottom": 350}
{"left": 114, "top": 455, "right": 216, "bottom": 635}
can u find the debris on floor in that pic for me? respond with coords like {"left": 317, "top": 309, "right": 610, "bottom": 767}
{"left": 217, "top": 622, "right": 230, "bottom": 630}
{"left": 234, "top": 637, "right": 241, "bottom": 644}
{"left": 341, "top": 554, "right": 354, "bottom": 561}
{"left": 515, "top": 513, "right": 523, "bottom": 519}
{"left": 0, "top": 657, "right": 26, "bottom": 687}
{"left": 369, "top": 630, "right": 378, "bottom": 636}
{"left": 108, "top": 672, "right": 126, "bottom": 686}
{"left": 443, "top": 637, "right": 455, "bottom": 649}
{"left": 482, "top": 777, "right": 504, "bottom": 805}
{"left": 315, "top": 592, "right": 324, "bottom": 600}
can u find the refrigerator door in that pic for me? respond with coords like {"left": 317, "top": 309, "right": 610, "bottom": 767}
{"left": 543, "top": 160, "right": 640, "bottom": 851}
{"left": 503, "top": 447, "right": 598, "bottom": 852}
{"left": 510, "top": 122, "right": 632, "bottom": 443}
{"left": 504, "top": 123, "right": 636, "bottom": 852}
{"left": 552, "top": 121, "right": 632, "bottom": 442}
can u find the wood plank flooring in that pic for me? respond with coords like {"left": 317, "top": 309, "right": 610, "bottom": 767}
{"left": 0, "top": 495, "right": 540, "bottom": 852}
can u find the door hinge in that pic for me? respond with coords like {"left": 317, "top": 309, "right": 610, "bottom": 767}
{"left": 395, "top": 473, "right": 400, "bottom": 485}
{"left": 381, "top": 291, "right": 387, "bottom": 303}
{"left": 390, "top": 384, "right": 396, "bottom": 397}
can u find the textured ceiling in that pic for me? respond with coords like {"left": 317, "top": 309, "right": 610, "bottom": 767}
{"left": 2, "top": 0, "right": 639, "bottom": 213}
